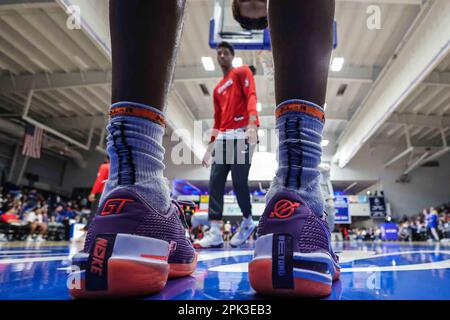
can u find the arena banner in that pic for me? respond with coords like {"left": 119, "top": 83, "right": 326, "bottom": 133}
{"left": 381, "top": 222, "right": 399, "bottom": 241}
{"left": 334, "top": 196, "right": 351, "bottom": 224}
{"left": 369, "top": 196, "right": 387, "bottom": 218}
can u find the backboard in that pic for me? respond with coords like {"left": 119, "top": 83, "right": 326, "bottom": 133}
{"left": 209, "top": 0, "right": 338, "bottom": 51}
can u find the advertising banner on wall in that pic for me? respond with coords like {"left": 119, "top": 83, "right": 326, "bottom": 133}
{"left": 369, "top": 197, "right": 387, "bottom": 218}
{"left": 334, "top": 196, "right": 351, "bottom": 224}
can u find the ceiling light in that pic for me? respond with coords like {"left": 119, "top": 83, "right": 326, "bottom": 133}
{"left": 330, "top": 57, "right": 344, "bottom": 72}
{"left": 201, "top": 57, "right": 215, "bottom": 71}
{"left": 256, "top": 102, "right": 262, "bottom": 112}
{"left": 321, "top": 140, "right": 329, "bottom": 147}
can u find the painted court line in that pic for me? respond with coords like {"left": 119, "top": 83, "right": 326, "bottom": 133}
{"left": 0, "top": 256, "right": 69, "bottom": 264}
{"left": 0, "top": 250, "right": 51, "bottom": 255}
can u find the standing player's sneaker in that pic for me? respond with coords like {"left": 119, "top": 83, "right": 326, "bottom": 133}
{"left": 193, "top": 226, "right": 224, "bottom": 248}
{"left": 230, "top": 216, "right": 256, "bottom": 247}
{"left": 69, "top": 188, "right": 197, "bottom": 299}
{"left": 190, "top": 211, "right": 210, "bottom": 229}
{"left": 249, "top": 190, "right": 340, "bottom": 297}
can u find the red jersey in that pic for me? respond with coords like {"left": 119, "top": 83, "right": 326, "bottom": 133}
{"left": 90, "top": 162, "right": 110, "bottom": 195}
{"left": 212, "top": 65, "right": 259, "bottom": 134}
{"left": 1, "top": 213, "right": 19, "bottom": 223}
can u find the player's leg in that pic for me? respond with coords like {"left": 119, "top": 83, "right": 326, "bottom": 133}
{"left": 28, "top": 222, "right": 37, "bottom": 241}
{"left": 431, "top": 227, "right": 440, "bottom": 241}
{"left": 70, "top": 0, "right": 197, "bottom": 299}
{"left": 35, "top": 224, "right": 46, "bottom": 242}
{"left": 249, "top": 0, "right": 340, "bottom": 297}
{"left": 194, "top": 140, "right": 230, "bottom": 249}
{"left": 230, "top": 139, "right": 256, "bottom": 247}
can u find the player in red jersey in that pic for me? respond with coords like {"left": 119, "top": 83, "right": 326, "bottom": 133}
{"left": 88, "top": 158, "right": 110, "bottom": 203}
{"left": 194, "top": 42, "right": 260, "bottom": 249}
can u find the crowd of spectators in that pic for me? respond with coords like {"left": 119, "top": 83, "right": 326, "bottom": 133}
{"left": 340, "top": 204, "right": 450, "bottom": 242}
{"left": 397, "top": 205, "right": 450, "bottom": 242}
{"left": 0, "top": 186, "right": 91, "bottom": 241}
{"left": 2, "top": 186, "right": 450, "bottom": 244}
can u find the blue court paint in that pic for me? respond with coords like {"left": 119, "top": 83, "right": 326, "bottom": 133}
{"left": 0, "top": 242, "right": 449, "bottom": 300}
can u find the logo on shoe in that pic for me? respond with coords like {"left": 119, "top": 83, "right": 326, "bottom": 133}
{"left": 90, "top": 237, "right": 108, "bottom": 276}
{"left": 100, "top": 198, "right": 134, "bottom": 216}
{"left": 277, "top": 235, "right": 286, "bottom": 276}
{"left": 269, "top": 200, "right": 300, "bottom": 219}
{"left": 169, "top": 240, "right": 177, "bottom": 253}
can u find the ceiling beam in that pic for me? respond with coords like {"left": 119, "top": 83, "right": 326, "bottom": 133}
{"left": 387, "top": 112, "right": 450, "bottom": 128}
{"left": 0, "top": 65, "right": 379, "bottom": 95}
{"left": 422, "top": 71, "right": 450, "bottom": 87}
{"left": 334, "top": 0, "right": 450, "bottom": 168}
{"left": 2, "top": 66, "right": 449, "bottom": 95}
{"left": 0, "top": 0, "right": 55, "bottom": 9}
{"left": 44, "top": 114, "right": 106, "bottom": 130}
{"left": 174, "top": 65, "right": 379, "bottom": 84}
{"left": 0, "top": 70, "right": 111, "bottom": 94}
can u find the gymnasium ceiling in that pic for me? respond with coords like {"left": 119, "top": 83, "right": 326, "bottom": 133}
{"left": 0, "top": 0, "right": 449, "bottom": 171}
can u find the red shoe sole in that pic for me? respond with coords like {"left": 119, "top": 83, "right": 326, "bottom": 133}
{"left": 169, "top": 252, "right": 198, "bottom": 278}
{"left": 69, "top": 234, "right": 198, "bottom": 299}
{"left": 70, "top": 256, "right": 199, "bottom": 299}
{"left": 70, "top": 258, "right": 169, "bottom": 299}
{"left": 249, "top": 258, "right": 340, "bottom": 298}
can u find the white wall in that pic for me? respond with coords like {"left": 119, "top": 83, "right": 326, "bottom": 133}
{"left": 0, "top": 141, "right": 14, "bottom": 175}
{"left": 61, "top": 146, "right": 106, "bottom": 195}
{"left": 26, "top": 153, "right": 66, "bottom": 189}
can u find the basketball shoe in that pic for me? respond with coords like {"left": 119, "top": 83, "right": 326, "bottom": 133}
{"left": 69, "top": 187, "right": 197, "bottom": 299}
{"left": 230, "top": 216, "right": 256, "bottom": 247}
{"left": 193, "top": 221, "right": 224, "bottom": 248}
{"left": 249, "top": 189, "right": 340, "bottom": 297}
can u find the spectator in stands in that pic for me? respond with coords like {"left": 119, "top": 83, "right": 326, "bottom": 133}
{"left": 0, "top": 204, "right": 20, "bottom": 224}
{"left": 224, "top": 221, "right": 232, "bottom": 242}
{"left": 54, "top": 205, "right": 75, "bottom": 241}
{"left": 399, "top": 220, "right": 413, "bottom": 242}
{"left": 30, "top": 208, "right": 47, "bottom": 242}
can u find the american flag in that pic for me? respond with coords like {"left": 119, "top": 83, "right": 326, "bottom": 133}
{"left": 22, "top": 124, "right": 44, "bottom": 159}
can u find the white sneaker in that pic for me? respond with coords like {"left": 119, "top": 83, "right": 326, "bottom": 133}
{"left": 26, "top": 235, "right": 34, "bottom": 242}
{"left": 230, "top": 216, "right": 256, "bottom": 247}
{"left": 194, "top": 225, "right": 224, "bottom": 249}
{"left": 36, "top": 235, "right": 45, "bottom": 242}
{"left": 191, "top": 212, "right": 210, "bottom": 229}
